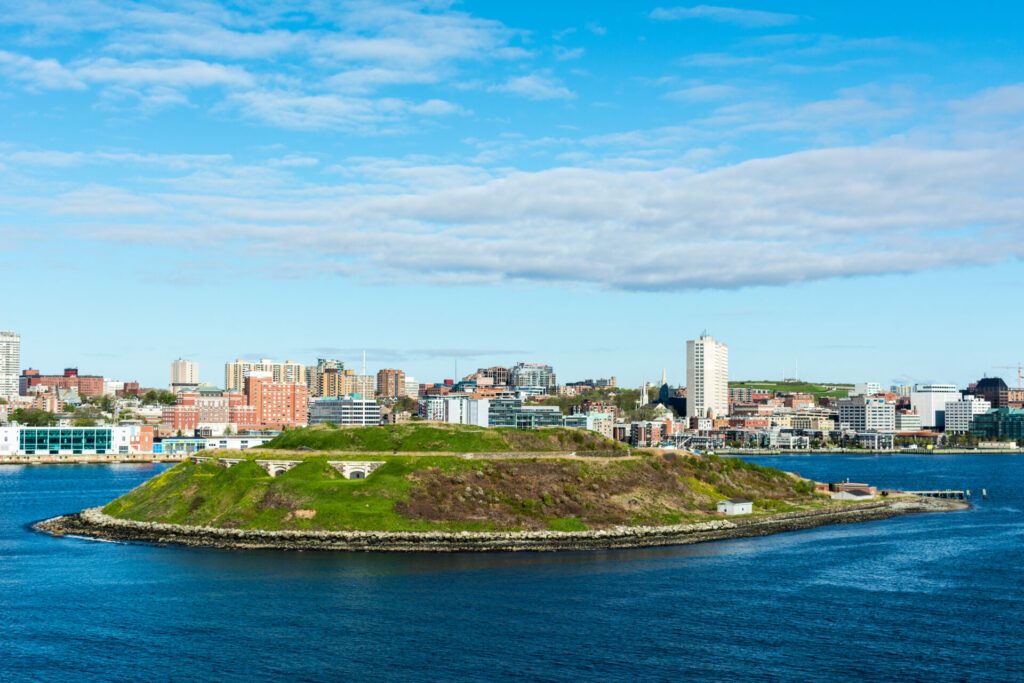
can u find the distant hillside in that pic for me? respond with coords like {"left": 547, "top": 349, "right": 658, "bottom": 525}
{"left": 259, "top": 423, "right": 627, "bottom": 453}
{"left": 102, "top": 452, "right": 820, "bottom": 532}
{"left": 729, "top": 380, "right": 852, "bottom": 398}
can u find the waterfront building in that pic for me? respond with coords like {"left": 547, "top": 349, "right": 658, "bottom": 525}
{"left": 244, "top": 372, "right": 308, "bottom": 430}
{"left": 969, "top": 408, "right": 1024, "bottom": 442}
{"left": 856, "top": 432, "right": 895, "bottom": 449}
{"left": 509, "top": 363, "right": 557, "bottom": 393}
{"left": 895, "top": 411, "right": 923, "bottom": 433}
{"left": 487, "top": 397, "right": 562, "bottom": 429}
{"left": 910, "top": 383, "right": 961, "bottom": 429}
{"left": 790, "top": 412, "right": 837, "bottom": 432}
{"left": 944, "top": 396, "right": 992, "bottom": 434}
{"left": 0, "top": 425, "right": 153, "bottom": 456}
{"left": 224, "top": 358, "right": 306, "bottom": 392}
{"left": 153, "top": 435, "right": 273, "bottom": 455}
{"left": 376, "top": 368, "right": 407, "bottom": 398}
{"left": 838, "top": 395, "right": 895, "bottom": 432}
{"left": 686, "top": 335, "right": 729, "bottom": 419}
{"left": 309, "top": 397, "right": 381, "bottom": 426}
{"left": 0, "top": 330, "right": 20, "bottom": 400}
{"left": 170, "top": 358, "right": 199, "bottom": 391}
{"left": 967, "top": 377, "right": 1011, "bottom": 409}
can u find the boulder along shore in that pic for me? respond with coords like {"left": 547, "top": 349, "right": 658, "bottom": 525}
{"left": 35, "top": 497, "right": 966, "bottom": 553}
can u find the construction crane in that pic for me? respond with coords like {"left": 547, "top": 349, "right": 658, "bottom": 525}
{"left": 995, "top": 364, "right": 1024, "bottom": 389}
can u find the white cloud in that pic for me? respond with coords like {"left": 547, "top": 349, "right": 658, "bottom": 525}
{"left": 666, "top": 84, "right": 739, "bottom": 102}
{"left": 75, "top": 58, "right": 254, "bottom": 88}
{"left": 225, "top": 90, "right": 409, "bottom": 131}
{"left": 952, "top": 84, "right": 1024, "bottom": 119}
{"left": 11, "top": 142, "right": 1023, "bottom": 291}
{"left": 0, "top": 50, "right": 84, "bottom": 90}
{"left": 554, "top": 46, "right": 585, "bottom": 61}
{"left": 409, "top": 99, "right": 467, "bottom": 116}
{"left": 650, "top": 5, "right": 799, "bottom": 28}
{"left": 490, "top": 74, "right": 575, "bottom": 101}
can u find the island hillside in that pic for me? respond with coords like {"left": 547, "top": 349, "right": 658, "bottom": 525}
{"left": 257, "top": 423, "right": 628, "bottom": 454}
{"left": 102, "top": 424, "right": 822, "bottom": 532}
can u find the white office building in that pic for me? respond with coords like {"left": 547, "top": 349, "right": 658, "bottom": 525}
{"left": 308, "top": 397, "right": 381, "bottom": 426}
{"left": 838, "top": 395, "right": 895, "bottom": 432}
{"left": 944, "top": 397, "right": 991, "bottom": 434}
{"left": 171, "top": 358, "right": 199, "bottom": 388}
{"left": 852, "top": 382, "right": 882, "bottom": 396}
{"left": 911, "top": 384, "right": 962, "bottom": 429}
{"left": 509, "top": 363, "right": 557, "bottom": 393}
{"left": 224, "top": 358, "right": 306, "bottom": 391}
{"left": 421, "top": 396, "right": 489, "bottom": 427}
{"left": 895, "top": 411, "right": 923, "bottom": 433}
{"left": 0, "top": 330, "right": 20, "bottom": 401}
{"left": 686, "top": 335, "right": 729, "bottom": 419}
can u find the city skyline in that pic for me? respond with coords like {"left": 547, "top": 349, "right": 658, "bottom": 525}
{"left": 2, "top": 1, "right": 1023, "bottom": 386}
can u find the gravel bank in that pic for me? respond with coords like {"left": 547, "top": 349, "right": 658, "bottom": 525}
{"left": 35, "top": 497, "right": 965, "bottom": 553}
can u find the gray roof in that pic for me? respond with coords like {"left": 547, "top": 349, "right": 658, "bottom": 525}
{"left": 725, "top": 498, "right": 752, "bottom": 504}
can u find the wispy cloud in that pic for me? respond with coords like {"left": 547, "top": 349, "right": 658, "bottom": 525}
{"left": 490, "top": 73, "right": 575, "bottom": 100}
{"left": 650, "top": 5, "right": 799, "bottom": 28}
{"left": 10, "top": 135, "right": 1024, "bottom": 292}
{"left": 0, "top": 50, "right": 84, "bottom": 90}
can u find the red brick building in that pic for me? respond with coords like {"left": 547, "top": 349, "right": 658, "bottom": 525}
{"left": 20, "top": 368, "right": 105, "bottom": 397}
{"left": 245, "top": 372, "right": 308, "bottom": 430}
{"left": 375, "top": 368, "right": 407, "bottom": 398}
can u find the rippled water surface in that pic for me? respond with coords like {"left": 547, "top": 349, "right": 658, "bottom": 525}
{"left": 2, "top": 455, "right": 1022, "bottom": 681}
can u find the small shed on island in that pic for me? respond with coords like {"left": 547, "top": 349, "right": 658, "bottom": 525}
{"left": 831, "top": 489, "right": 874, "bottom": 501}
{"left": 717, "top": 498, "right": 753, "bottom": 515}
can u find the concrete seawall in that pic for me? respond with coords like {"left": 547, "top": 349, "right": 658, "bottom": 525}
{"left": 35, "top": 498, "right": 965, "bottom": 553}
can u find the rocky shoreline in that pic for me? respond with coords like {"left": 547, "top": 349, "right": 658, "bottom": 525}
{"left": 35, "top": 497, "right": 966, "bottom": 553}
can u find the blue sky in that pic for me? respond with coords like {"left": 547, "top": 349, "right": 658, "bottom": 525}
{"left": 1, "top": 1, "right": 1022, "bottom": 389}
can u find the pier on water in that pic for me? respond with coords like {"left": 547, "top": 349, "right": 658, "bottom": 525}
{"left": 904, "top": 489, "right": 974, "bottom": 500}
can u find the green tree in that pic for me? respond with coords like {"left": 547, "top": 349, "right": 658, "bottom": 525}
{"left": 393, "top": 396, "right": 419, "bottom": 413}
{"left": 72, "top": 417, "right": 97, "bottom": 427}
{"left": 142, "top": 389, "right": 177, "bottom": 406}
{"left": 10, "top": 408, "right": 59, "bottom": 426}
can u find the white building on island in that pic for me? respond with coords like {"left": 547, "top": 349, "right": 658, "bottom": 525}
{"left": 717, "top": 498, "right": 753, "bottom": 515}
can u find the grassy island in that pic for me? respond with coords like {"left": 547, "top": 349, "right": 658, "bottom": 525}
{"left": 37, "top": 425, "right": 965, "bottom": 551}
{"left": 98, "top": 424, "right": 823, "bottom": 532}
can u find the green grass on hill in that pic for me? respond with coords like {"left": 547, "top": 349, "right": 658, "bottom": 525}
{"left": 259, "top": 423, "right": 627, "bottom": 453}
{"left": 102, "top": 452, "right": 824, "bottom": 532}
{"left": 730, "top": 380, "right": 852, "bottom": 398}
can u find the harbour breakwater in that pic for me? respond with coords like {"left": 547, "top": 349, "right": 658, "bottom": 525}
{"left": 36, "top": 497, "right": 965, "bottom": 553}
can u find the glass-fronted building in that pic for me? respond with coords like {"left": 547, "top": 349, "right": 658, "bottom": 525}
{"left": 309, "top": 397, "right": 381, "bottom": 426}
{"left": 487, "top": 398, "right": 563, "bottom": 429}
{"left": 18, "top": 428, "right": 113, "bottom": 455}
{"left": 969, "top": 408, "right": 1024, "bottom": 442}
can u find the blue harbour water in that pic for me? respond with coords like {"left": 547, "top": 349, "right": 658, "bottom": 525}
{"left": 2, "top": 455, "right": 1023, "bottom": 682}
